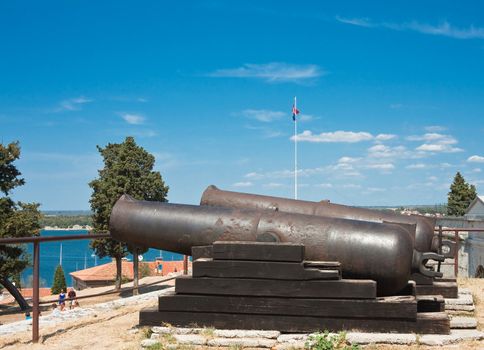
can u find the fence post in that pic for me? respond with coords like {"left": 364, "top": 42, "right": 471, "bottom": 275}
{"left": 183, "top": 255, "right": 188, "bottom": 275}
{"left": 437, "top": 225, "right": 442, "bottom": 272}
{"left": 32, "top": 241, "right": 40, "bottom": 343}
{"left": 454, "top": 230, "right": 459, "bottom": 278}
{"left": 133, "top": 248, "right": 139, "bottom": 296}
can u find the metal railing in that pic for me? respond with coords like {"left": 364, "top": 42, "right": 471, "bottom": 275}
{"left": 434, "top": 226, "right": 484, "bottom": 277}
{"left": 0, "top": 232, "right": 188, "bottom": 343}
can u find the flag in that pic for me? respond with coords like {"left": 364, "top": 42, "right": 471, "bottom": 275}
{"left": 292, "top": 104, "right": 300, "bottom": 121}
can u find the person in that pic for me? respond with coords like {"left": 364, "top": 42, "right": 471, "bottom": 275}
{"left": 51, "top": 303, "right": 61, "bottom": 316}
{"left": 67, "top": 288, "right": 77, "bottom": 309}
{"left": 58, "top": 289, "right": 66, "bottom": 310}
{"left": 25, "top": 311, "right": 31, "bottom": 320}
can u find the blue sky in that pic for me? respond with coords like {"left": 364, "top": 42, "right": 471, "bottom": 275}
{"left": 1, "top": 1, "right": 484, "bottom": 210}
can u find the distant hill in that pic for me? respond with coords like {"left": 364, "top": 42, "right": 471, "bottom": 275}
{"left": 42, "top": 210, "right": 92, "bottom": 216}
{"left": 41, "top": 211, "right": 93, "bottom": 228}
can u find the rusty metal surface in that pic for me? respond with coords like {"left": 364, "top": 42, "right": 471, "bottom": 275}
{"left": 201, "top": 185, "right": 441, "bottom": 254}
{"left": 109, "top": 194, "right": 442, "bottom": 296}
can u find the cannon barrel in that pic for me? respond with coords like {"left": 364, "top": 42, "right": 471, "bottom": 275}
{"left": 201, "top": 185, "right": 442, "bottom": 254}
{"left": 110, "top": 194, "right": 437, "bottom": 296}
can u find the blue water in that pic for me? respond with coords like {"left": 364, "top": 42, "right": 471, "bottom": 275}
{"left": 21, "top": 230, "right": 184, "bottom": 287}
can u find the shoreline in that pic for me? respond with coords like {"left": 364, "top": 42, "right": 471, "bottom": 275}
{"left": 43, "top": 225, "right": 92, "bottom": 231}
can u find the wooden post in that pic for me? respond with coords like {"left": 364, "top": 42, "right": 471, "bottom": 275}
{"left": 133, "top": 249, "right": 139, "bottom": 296}
{"left": 183, "top": 255, "right": 188, "bottom": 275}
{"left": 437, "top": 225, "right": 442, "bottom": 273}
{"left": 32, "top": 242, "right": 40, "bottom": 343}
{"left": 454, "top": 230, "right": 459, "bottom": 277}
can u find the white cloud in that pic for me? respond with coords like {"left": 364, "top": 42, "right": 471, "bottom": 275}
{"left": 468, "top": 155, "right": 484, "bottom": 163}
{"left": 472, "top": 168, "right": 482, "bottom": 173}
{"left": 389, "top": 103, "right": 403, "bottom": 109}
{"left": 367, "top": 144, "right": 411, "bottom": 159}
{"left": 241, "top": 109, "right": 285, "bottom": 122}
{"left": 293, "top": 130, "right": 373, "bottom": 143}
{"left": 335, "top": 16, "right": 374, "bottom": 28}
{"left": 56, "top": 97, "right": 92, "bottom": 112}
{"left": 336, "top": 16, "right": 484, "bottom": 40}
{"left": 208, "top": 62, "right": 324, "bottom": 83}
{"left": 233, "top": 181, "right": 253, "bottom": 187}
{"left": 338, "top": 156, "right": 361, "bottom": 163}
{"left": 375, "top": 133, "right": 397, "bottom": 141}
{"left": 407, "top": 133, "right": 463, "bottom": 153}
{"left": 366, "top": 163, "right": 395, "bottom": 170}
{"left": 416, "top": 143, "right": 463, "bottom": 153}
{"left": 406, "top": 163, "right": 426, "bottom": 169}
{"left": 121, "top": 113, "right": 145, "bottom": 125}
{"left": 425, "top": 125, "right": 447, "bottom": 132}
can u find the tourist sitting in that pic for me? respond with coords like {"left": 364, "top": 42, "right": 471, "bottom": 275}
{"left": 51, "top": 303, "right": 61, "bottom": 316}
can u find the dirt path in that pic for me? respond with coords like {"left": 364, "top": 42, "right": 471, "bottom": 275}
{"left": 0, "top": 302, "right": 150, "bottom": 350}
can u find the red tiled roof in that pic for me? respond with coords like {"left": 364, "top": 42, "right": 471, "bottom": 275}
{"left": 69, "top": 260, "right": 191, "bottom": 282}
{"left": 20, "top": 288, "right": 52, "bottom": 298}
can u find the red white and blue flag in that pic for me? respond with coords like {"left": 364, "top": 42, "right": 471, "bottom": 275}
{"left": 292, "top": 104, "right": 300, "bottom": 121}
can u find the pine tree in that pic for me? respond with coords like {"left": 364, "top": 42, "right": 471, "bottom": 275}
{"left": 51, "top": 265, "right": 67, "bottom": 294}
{"left": 0, "top": 141, "right": 42, "bottom": 280}
{"left": 447, "top": 172, "right": 477, "bottom": 216}
{"left": 89, "top": 137, "right": 169, "bottom": 290}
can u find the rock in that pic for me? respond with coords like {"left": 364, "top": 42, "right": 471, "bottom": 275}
{"left": 213, "top": 329, "right": 280, "bottom": 338}
{"left": 141, "top": 338, "right": 160, "bottom": 348}
{"left": 445, "top": 304, "right": 475, "bottom": 311}
{"left": 173, "top": 334, "right": 207, "bottom": 345}
{"left": 419, "top": 329, "right": 484, "bottom": 346}
{"left": 346, "top": 332, "right": 416, "bottom": 345}
{"left": 275, "top": 341, "right": 307, "bottom": 350}
{"left": 277, "top": 334, "right": 308, "bottom": 343}
{"left": 151, "top": 326, "right": 174, "bottom": 334}
{"left": 127, "top": 328, "right": 139, "bottom": 334}
{"left": 450, "top": 316, "right": 478, "bottom": 329}
{"left": 207, "top": 337, "right": 277, "bottom": 348}
{"left": 445, "top": 295, "right": 474, "bottom": 305}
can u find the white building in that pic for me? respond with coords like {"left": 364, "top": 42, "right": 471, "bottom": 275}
{"left": 464, "top": 195, "right": 484, "bottom": 277}
{"left": 465, "top": 195, "right": 484, "bottom": 219}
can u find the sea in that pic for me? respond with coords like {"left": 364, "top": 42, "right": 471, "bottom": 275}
{"left": 20, "top": 229, "right": 184, "bottom": 288}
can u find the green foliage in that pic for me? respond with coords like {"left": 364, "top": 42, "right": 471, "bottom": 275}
{"left": 447, "top": 172, "right": 477, "bottom": 216}
{"left": 41, "top": 214, "right": 92, "bottom": 228}
{"left": 89, "top": 136, "right": 169, "bottom": 289}
{"left": 0, "top": 141, "right": 42, "bottom": 280}
{"left": 305, "top": 331, "right": 360, "bottom": 350}
{"left": 51, "top": 265, "right": 67, "bottom": 294}
{"left": 146, "top": 343, "right": 164, "bottom": 350}
{"left": 139, "top": 263, "right": 152, "bottom": 278}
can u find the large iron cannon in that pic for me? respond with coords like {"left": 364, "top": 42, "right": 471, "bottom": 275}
{"left": 201, "top": 185, "right": 454, "bottom": 258}
{"left": 110, "top": 194, "right": 443, "bottom": 296}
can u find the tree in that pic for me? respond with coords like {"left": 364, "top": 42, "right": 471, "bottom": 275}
{"left": 89, "top": 137, "right": 169, "bottom": 290}
{"left": 0, "top": 141, "right": 42, "bottom": 280}
{"left": 51, "top": 265, "right": 67, "bottom": 294}
{"left": 447, "top": 172, "right": 477, "bottom": 216}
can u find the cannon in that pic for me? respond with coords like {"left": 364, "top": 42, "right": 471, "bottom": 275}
{"left": 109, "top": 194, "right": 444, "bottom": 296}
{"left": 201, "top": 185, "right": 455, "bottom": 258}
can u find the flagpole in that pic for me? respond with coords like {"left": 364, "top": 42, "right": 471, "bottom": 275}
{"left": 294, "top": 96, "right": 298, "bottom": 200}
